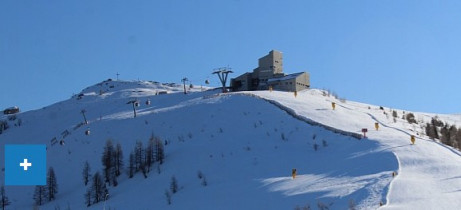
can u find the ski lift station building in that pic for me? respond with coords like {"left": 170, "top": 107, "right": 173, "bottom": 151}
{"left": 230, "top": 50, "right": 310, "bottom": 92}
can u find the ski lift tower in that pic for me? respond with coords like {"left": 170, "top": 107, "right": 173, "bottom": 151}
{"left": 126, "top": 99, "right": 140, "bottom": 118}
{"left": 212, "top": 67, "right": 233, "bottom": 93}
{"left": 181, "top": 77, "right": 189, "bottom": 94}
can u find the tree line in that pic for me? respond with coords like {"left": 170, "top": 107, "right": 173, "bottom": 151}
{"left": 425, "top": 117, "right": 461, "bottom": 149}
{"left": 83, "top": 134, "right": 165, "bottom": 207}
{"left": 33, "top": 167, "right": 58, "bottom": 206}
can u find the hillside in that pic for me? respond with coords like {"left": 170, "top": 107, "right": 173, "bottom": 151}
{"left": 1, "top": 80, "right": 461, "bottom": 209}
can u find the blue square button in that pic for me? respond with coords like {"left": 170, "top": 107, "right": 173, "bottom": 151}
{"left": 5, "top": 145, "right": 46, "bottom": 186}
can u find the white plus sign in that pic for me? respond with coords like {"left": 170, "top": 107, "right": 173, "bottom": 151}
{"left": 20, "top": 159, "right": 32, "bottom": 171}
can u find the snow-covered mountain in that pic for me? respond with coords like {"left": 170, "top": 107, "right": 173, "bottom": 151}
{"left": 1, "top": 80, "right": 461, "bottom": 210}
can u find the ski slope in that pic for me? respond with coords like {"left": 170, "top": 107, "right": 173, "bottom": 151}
{"left": 251, "top": 90, "right": 461, "bottom": 209}
{"left": 0, "top": 80, "right": 460, "bottom": 209}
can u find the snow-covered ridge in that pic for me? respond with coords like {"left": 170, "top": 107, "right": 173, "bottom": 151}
{"left": 1, "top": 80, "right": 461, "bottom": 209}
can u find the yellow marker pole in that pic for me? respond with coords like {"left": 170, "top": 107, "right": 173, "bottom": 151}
{"left": 375, "top": 122, "right": 379, "bottom": 131}
{"left": 292, "top": 169, "right": 297, "bottom": 179}
{"left": 332, "top": 102, "right": 336, "bottom": 110}
{"left": 411, "top": 135, "right": 415, "bottom": 145}
{"left": 294, "top": 91, "right": 297, "bottom": 98}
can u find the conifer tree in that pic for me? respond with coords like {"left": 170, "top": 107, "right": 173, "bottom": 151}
{"left": 114, "top": 143, "right": 124, "bottom": 177}
{"left": 441, "top": 125, "right": 450, "bottom": 145}
{"left": 170, "top": 176, "right": 178, "bottom": 194}
{"left": 47, "top": 167, "right": 58, "bottom": 201}
{"left": 33, "top": 185, "right": 47, "bottom": 206}
{"left": 457, "top": 128, "right": 461, "bottom": 150}
{"left": 135, "top": 141, "right": 144, "bottom": 171}
{"left": 82, "top": 161, "right": 91, "bottom": 186}
{"left": 0, "top": 185, "right": 11, "bottom": 210}
{"left": 155, "top": 137, "right": 165, "bottom": 164}
{"left": 129, "top": 151, "right": 135, "bottom": 178}
{"left": 84, "top": 189, "right": 92, "bottom": 207}
{"left": 102, "top": 140, "right": 115, "bottom": 185}
{"left": 146, "top": 136, "right": 155, "bottom": 172}
{"left": 425, "top": 123, "right": 437, "bottom": 139}
{"left": 90, "top": 172, "right": 108, "bottom": 204}
{"left": 449, "top": 125, "right": 458, "bottom": 148}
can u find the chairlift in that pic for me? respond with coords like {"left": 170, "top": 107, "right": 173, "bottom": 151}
{"left": 205, "top": 79, "right": 210, "bottom": 85}
{"left": 134, "top": 101, "right": 140, "bottom": 107}
{"left": 146, "top": 99, "right": 151, "bottom": 105}
{"left": 85, "top": 128, "right": 90, "bottom": 136}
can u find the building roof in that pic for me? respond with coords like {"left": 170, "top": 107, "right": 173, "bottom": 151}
{"left": 267, "top": 72, "right": 305, "bottom": 83}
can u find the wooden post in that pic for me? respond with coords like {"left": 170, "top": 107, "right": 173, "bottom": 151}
{"left": 292, "top": 168, "right": 297, "bottom": 179}
{"left": 294, "top": 91, "right": 297, "bottom": 97}
{"left": 332, "top": 102, "right": 336, "bottom": 110}
{"left": 375, "top": 122, "right": 379, "bottom": 131}
{"left": 411, "top": 135, "right": 415, "bottom": 145}
{"left": 269, "top": 86, "right": 273, "bottom": 92}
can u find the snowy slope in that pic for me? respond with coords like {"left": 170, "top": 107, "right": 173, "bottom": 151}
{"left": 0, "top": 81, "right": 460, "bottom": 209}
{"left": 251, "top": 90, "right": 461, "bottom": 209}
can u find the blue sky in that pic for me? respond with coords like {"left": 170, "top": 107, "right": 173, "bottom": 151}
{"left": 1, "top": 0, "right": 460, "bottom": 113}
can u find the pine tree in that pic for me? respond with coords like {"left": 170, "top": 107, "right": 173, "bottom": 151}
{"left": 129, "top": 151, "right": 135, "bottom": 178}
{"left": 392, "top": 110, "right": 398, "bottom": 118}
{"left": 102, "top": 140, "right": 115, "bottom": 185}
{"left": 154, "top": 137, "right": 165, "bottom": 164}
{"left": 47, "top": 167, "right": 58, "bottom": 201}
{"left": 456, "top": 128, "right": 461, "bottom": 151}
{"left": 449, "top": 125, "right": 458, "bottom": 148}
{"left": 114, "top": 143, "right": 124, "bottom": 177}
{"left": 135, "top": 141, "right": 144, "bottom": 171}
{"left": 82, "top": 161, "right": 91, "bottom": 186}
{"left": 165, "top": 190, "right": 171, "bottom": 205}
{"left": 84, "top": 189, "right": 92, "bottom": 207}
{"left": 90, "top": 172, "right": 108, "bottom": 204}
{"left": 146, "top": 136, "right": 155, "bottom": 172}
{"left": 33, "top": 185, "right": 47, "bottom": 206}
{"left": 431, "top": 118, "right": 440, "bottom": 139}
{"left": 0, "top": 186, "right": 11, "bottom": 210}
{"left": 170, "top": 176, "right": 178, "bottom": 194}
{"left": 441, "top": 125, "right": 450, "bottom": 145}
{"left": 110, "top": 167, "right": 118, "bottom": 186}
{"left": 425, "top": 123, "right": 436, "bottom": 139}
{"left": 406, "top": 113, "right": 417, "bottom": 124}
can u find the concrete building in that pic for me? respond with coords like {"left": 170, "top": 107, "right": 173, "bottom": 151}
{"left": 231, "top": 50, "right": 310, "bottom": 92}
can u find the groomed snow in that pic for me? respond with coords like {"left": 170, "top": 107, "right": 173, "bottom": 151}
{"left": 0, "top": 81, "right": 460, "bottom": 209}
{"left": 251, "top": 89, "right": 461, "bottom": 209}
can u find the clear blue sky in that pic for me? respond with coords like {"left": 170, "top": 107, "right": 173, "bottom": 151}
{"left": 1, "top": 0, "right": 460, "bottom": 114}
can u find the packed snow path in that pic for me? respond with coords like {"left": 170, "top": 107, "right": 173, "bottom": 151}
{"left": 251, "top": 90, "right": 461, "bottom": 209}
